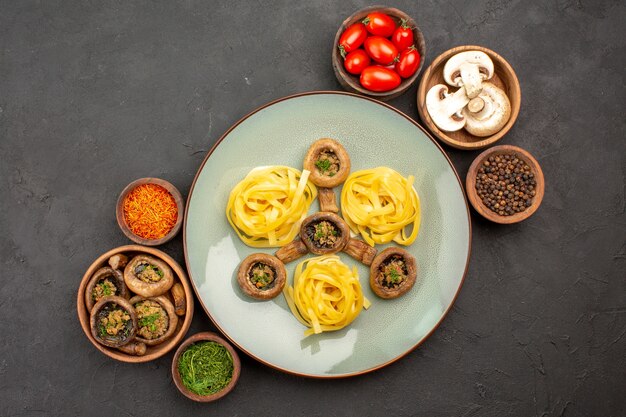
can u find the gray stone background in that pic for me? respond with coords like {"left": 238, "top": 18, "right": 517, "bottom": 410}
{"left": 1, "top": 0, "right": 624, "bottom": 416}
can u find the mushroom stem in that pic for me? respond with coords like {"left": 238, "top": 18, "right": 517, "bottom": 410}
{"left": 318, "top": 188, "right": 339, "bottom": 213}
{"left": 275, "top": 238, "right": 309, "bottom": 263}
{"left": 459, "top": 62, "right": 483, "bottom": 98}
{"left": 117, "top": 341, "right": 147, "bottom": 356}
{"left": 170, "top": 283, "right": 186, "bottom": 316}
{"left": 108, "top": 254, "right": 129, "bottom": 271}
{"left": 467, "top": 97, "right": 485, "bottom": 113}
{"left": 343, "top": 238, "right": 378, "bottom": 266}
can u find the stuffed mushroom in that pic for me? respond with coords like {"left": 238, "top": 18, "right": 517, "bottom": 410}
{"left": 124, "top": 255, "right": 174, "bottom": 297}
{"left": 84, "top": 267, "right": 129, "bottom": 311}
{"left": 303, "top": 138, "right": 351, "bottom": 212}
{"left": 369, "top": 247, "right": 417, "bottom": 299}
{"left": 90, "top": 296, "right": 137, "bottom": 348}
{"left": 300, "top": 212, "right": 350, "bottom": 255}
{"left": 237, "top": 253, "right": 286, "bottom": 300}
{"left": 130, "top": 295, "right": 178, "bottom": 346}
{"left": 275, "top": 212, "right": 351, "bottom": 263}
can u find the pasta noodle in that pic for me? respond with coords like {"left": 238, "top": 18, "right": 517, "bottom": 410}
{"left": 340, "top": 167, "right": 421, "bottom": 246}
{"left": 226, "top": 166, "right": 317, "bottom": 247}
{"left": 284, "top": 255, "right": 370, "bottom": 337}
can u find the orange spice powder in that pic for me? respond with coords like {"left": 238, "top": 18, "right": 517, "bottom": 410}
{"left": 123, "top": 183, "right": 178, "bottom": 240}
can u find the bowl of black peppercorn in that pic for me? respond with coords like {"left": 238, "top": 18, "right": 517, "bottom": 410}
{"left": 466, "top": 145, "right": 544, "bottom": 224}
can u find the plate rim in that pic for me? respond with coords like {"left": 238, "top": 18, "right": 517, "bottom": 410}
{"left": 183, "top": 90, "right": 472, "bottom": 379}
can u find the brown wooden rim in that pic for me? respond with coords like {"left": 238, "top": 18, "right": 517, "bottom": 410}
{"left": 465, "top": 145, "right": 545, "bottom": 224}
{"left": 182, "top": 90, "right": 472, "bottom": 378}
{"left": 171, "top": 332, "right": 241, "bottom": 402}
{"left": 416, "top": 45, "right": 521, "bottom": 150}
{"left": 76, "top": 244, "right": 194, "bottom": 363}
{"left": 116, "top": 177, "right": 184, "bottom": 246}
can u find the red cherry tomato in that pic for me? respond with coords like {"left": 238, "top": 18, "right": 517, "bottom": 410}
{"left": 360, "top": 66, "right": 401, "bottom": 92}
{"left": 392, "top": 20, "right": 414, "bottom": 51}
{"left": 362, "top": 12, "right": 396, "bottom": 37}
{"left": 364, "top": 36, "right": 399, "bottom": 66}
{"left": 343, "top": 49, "right": 371, "bottom": 75}
{"left": 338, "top": 23, "right": 368, "bottom": 57}
{"left": 395, "top": 47, "right": 421, "bottom": 78}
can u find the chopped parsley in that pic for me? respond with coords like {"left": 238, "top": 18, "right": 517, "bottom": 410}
{"left": 389, "top": 268, "right": 401, "bottom": 284}
{"left": 139, "top": 313, "right": 161, "bottom": 332}
{"left": 315, "top": 158, "right": 331, "bottom": 173}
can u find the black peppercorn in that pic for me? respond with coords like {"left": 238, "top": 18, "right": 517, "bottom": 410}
{"left": 474, "top": 153, "right": 537, "bottom": 216}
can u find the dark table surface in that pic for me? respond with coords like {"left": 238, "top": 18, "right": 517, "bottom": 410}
{"left": 1, "top": 0, "right": 625, "bottom": 416}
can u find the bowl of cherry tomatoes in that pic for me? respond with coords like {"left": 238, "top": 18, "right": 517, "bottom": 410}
{"left": 332, "top": 6, "right": 426, "bottom": 101}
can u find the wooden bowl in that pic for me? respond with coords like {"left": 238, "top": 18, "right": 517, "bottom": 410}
{"left": 417, "top": 45, "right": 521, "bottom": 149}
{"left": 332, "top": 6, "right": 426, "bottom": 101}
{"left": 466, "top": 145, "right": 544, "bottom": 224}
{"left": 77, "top": 245, "right": 194, "bottom": 362}
{"left": 116, "top": 177, "right": 184, "bottom": 246}
{"left": 171, "top": 332, "right": 241, "bottom": 402}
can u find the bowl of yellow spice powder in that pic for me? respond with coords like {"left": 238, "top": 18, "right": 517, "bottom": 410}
{"left": 116, "top": 178, "right": 184, "bottom": 246}
{"left": 172, "top": 332, "right": 241, "bottom": 402}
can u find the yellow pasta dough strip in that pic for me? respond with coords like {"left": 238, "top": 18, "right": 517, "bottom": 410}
{"left": 283, "top": 255, "right": 369, "bottom": 337}
{"left": 340, "top": 167, "right": 421, "bottom": 246}
{"left": 226, "top": 166, "right": 317, "bottom": 247}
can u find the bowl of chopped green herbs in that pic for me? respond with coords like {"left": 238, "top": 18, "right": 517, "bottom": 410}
{"left": 172, "top": 332, "right": 241, "bottom": 402}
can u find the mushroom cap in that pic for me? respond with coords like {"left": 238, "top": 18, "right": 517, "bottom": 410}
{"left": 124, "top": 254, "right": 175, "bottom": 298}
{"left": 90, "top": 295, "right": 137, "bottom": 348}
{"left": 237, "top": 253, "right": 287, "bottom": 300}
{"left": 425, "top": 84, "right": 469, "bottom": 132}
{"left": 84, "top": 266, "right": 129, "bottom": 312}
{"left": 369, "top": 247, "right": 418, "bottom": 299}
{"left": 129, "top": 295, "right": 178, "bottom": 346}
{"left": 462, "top": 82, "right": 511, "bottom": 137}
{"left": 300, "top": 212, "right": 351, "bottom": 255}
{"left": 303, "top": 138, "right": 351, "bottom": 188}
{"left": 443, "top": 51, "right": 494, "bottom": 87}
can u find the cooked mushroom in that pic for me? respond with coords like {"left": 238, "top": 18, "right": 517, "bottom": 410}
{"left": 369, "top": 247, "right": 417, "bottom": 299}
{"left": 304, "top": 138, "right": 351, "bottom": 187}
{"left": 425, "top": 84, "right": 470, "bottom": 132}
{"left": 170, "top": 283, "right": 186, "bottom": 316}
{"left": 237, "top": 253, "right": 286, "bottom": 300}
{"left": 300, "top": 212, "right": 350, "bottom": 255}
{"left": 443, "top": 51, "right": 494, "bottom": 99}
{"left": 108, "top": 253, "right": 129, "bottom": 271}
{"left": 130, "top": 295, "right": 178, "bottom": 346}
{"left": 124, "top": 255, "right": 174, "bottom": 297}
{"left": 343, "top": 238, "right": 378, "bottom": 266}
{"left": 303, "top": 138, "right": 351, "bottom": 212}
{"left": 117, "top": 341, "right": 147, "bottom": 356}
{"left": 90, "top": 296, "right": 137, "bottom": 348}
{"left": 462, "top": 82, "right": 511, "bottom": 137}
{"left": 84, "top": 267, "right": 129, "bottom": 312}
{"left": 275, "top": 238, "right": 308, "bottom": 263}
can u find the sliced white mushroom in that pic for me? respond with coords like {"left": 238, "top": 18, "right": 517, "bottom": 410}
{"left": 462, "top": 82, "right": 511, "bottom": 137}
{"left": 425, "top": 84, "right": 470, "bottom": 132}
{"left": 443, "top": 51, "right": 494, "bottom": 99}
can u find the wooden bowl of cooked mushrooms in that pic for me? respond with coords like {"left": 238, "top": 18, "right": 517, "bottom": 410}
{"left": 417, "top": 45, "right": 521, "bottom": 150}
{"left": 77, "top": 245, "right": 194, "bottom": 363}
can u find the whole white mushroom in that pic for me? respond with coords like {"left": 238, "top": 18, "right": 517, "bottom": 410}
{"left": 462, "top": 82, "right": 511, "bottom": 137}
{"left": 443, "top": 51, "right": 494, "bottom": 99}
